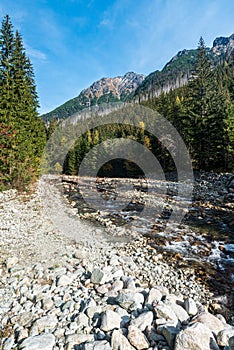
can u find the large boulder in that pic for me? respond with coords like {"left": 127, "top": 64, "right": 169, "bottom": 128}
{"left": 100, "top": 310, "right": 121, "bottom": 332}
{"left": 154, "top": 303, "right": 177, "bottom": 322}
{"left": 116, "top": 291, "right": 144, "bottom": 311}
{"left": 130, "top": 311, "right": 154, "bottom": 331}
{"left": 217, "top": 328, "right": 234, "bottom": 347}
{"left": 19, "top": 334, "right": 55, "bottom": 350}
{"left": 174, "top": 322, "right": 220, "bottom": 350}
{"left": 192, "top": 312, "right": 226, "bottom": 335}
{"left": 111, "top": 329, "right": 135, "bottom": 350}
{"left": 127, "top": 325, "right": 150, "bottom": 349}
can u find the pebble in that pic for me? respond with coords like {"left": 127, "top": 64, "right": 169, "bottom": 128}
{"left": 184, "top": 297, "right": 198, "bottom": 316}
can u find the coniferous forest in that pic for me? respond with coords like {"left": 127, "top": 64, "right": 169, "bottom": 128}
{"left": 0, "top": 14, "right": 234, "bottom": 189}
{"left": 143, "top": 38, "right": 234, "bottom": 172}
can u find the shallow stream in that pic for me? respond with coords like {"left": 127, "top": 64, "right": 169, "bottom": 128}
{"left": 63, "top": 175, "right": 234, "bottom": 297}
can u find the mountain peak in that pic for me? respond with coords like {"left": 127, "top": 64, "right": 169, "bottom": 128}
{"left": 212, "top": 33, "right": 234, "bottom": 56}
{"left": 81, "top": 72, "right": 145, "bottom": 100}
{"left": 41, "top": 72, "right": 145, "bottom": 121}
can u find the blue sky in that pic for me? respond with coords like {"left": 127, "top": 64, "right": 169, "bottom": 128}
{"left": 0, "top": 0, "right": 233, "bottom": 115}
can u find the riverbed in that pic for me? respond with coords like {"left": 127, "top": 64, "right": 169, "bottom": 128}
{"left": 62, "top": 172, "right": 234, "bottom": 301}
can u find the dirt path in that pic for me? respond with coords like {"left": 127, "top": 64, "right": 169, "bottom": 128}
{"left": 0, "top": 175, "right": 122, "bottom": 269}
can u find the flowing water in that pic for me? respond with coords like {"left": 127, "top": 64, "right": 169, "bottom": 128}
{"left": 63, "top": 176, "right": 234, "bottom": 295}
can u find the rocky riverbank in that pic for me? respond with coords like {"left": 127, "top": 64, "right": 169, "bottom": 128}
{"left": 63, "top": 172, "right": 234, "bottom": 296}
{"left": 0, "top": 175, "right": 234, "bottom": 349}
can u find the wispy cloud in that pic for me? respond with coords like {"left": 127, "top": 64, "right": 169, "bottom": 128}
{"left": 99, "top": 17, "right": 113, "bottom": 28}
{"left": 26, "top": 45, "right": 47, "bottom": 61}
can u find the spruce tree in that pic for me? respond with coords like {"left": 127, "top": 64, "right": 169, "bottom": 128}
{"left": 0, "top": 15, "right": 46, "bottom": 189}
{"left": 187, "top": 37, "right": 232, "bottom": 170}
{"left": 0, "top": 15, "right": 16, "bottom": 184}
{"left": 186, "top": 37, "right": 211, "bottom": 169}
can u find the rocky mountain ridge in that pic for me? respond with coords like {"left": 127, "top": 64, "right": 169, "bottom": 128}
{"left": 134, "top": 33, "right": 234, "bottom": 101}
{"left": 212, "top": 34, "right": 234, "bottom": 56}
{"left": 41, "top": 72, "right": 145, "bottom": 121}
{"left": 81, "top": 72, "right": 145, "bottom": 100}
{"left": 41, "top": 33, "right": 233, "bottom": 121}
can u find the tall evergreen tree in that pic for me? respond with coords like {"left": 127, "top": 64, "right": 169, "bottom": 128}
{"left": 0, "top": 15, "right": 46, "bottom": 190}
{"left": 0, "top": 15, "right": 17, "bottom": 184}
{"left": 186, "top": 37, "right": 212, "bottom": 169}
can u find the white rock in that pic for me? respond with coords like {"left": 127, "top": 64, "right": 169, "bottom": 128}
{"left": 100, "top": 310, "right": 121, "bottom": 332}
{"left": 192, "top": 312, "right": 225, "bottom": 335}
{"left": 65, "top": 333, "right": 94, "bottom": 349}
{"left": 167, "top": 302, "right": 189, "bottom": 323}
{"left": 174, "top": 322, "right": 220, "bottom": 350}
{"left": 155, "top": 303, "right": 177, "bottom": 322}
{"left": 19, "top": 334, "right": 55, "bottom": 350}
{"left": 216, "top": 314, "right": 227, "bottom": 325}
{"left": 111, "top": 329, "right": 135, "bottom": 350}
{"left": 111, "top": 280, "right": 124, "bottom": 292}
{"left": 86, "top": 306, "right": 102, "bottom": 319}
{"left": 42, "top": 297, "right": 54, "bottom": 310}
{"left": 35, "top": 315, "right": 58, "bottom": 332}
{"left": 3, "top": 337, "right": 14, "bottom": 350}
{"left": 17, "top": 329, "right": 29, "bottom": 342}
{"left": 83, "top": 340, "right": 111, "bottom": 350}
{"left": 56, "top": 275, "right": 73, "bottom": 287}
{"left": 146, "top": 288, "right": 162, "bottom": 304}
{"left": 217, "top": 328, "right": 234, "bottom": 346}
{"left": 6, "top": 256, "right": 18, "bottom": 269}
{"left": 130, "top": 311, "right": 154, "bottom": 331}
{"left": 112, "top": 269, "right": 124, "bottom": 279}
{"left": 76, "top": 313, "right": 89, "bottom": 329}
{"left": 127, "top": 325, "right": 150, "bottom": 349}
{"left": 123, "top": 277, "right": 136, "bottom": 290}
{"left": 53, "top": 328, "right": 65, "bottom": 338}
